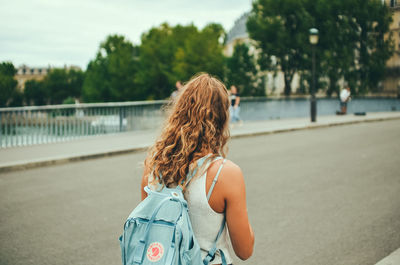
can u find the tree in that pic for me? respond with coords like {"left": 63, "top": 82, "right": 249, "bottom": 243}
{"left": 226, "top": 43, "right": 265, "bottom": 96}
{"left": 136, "top": 23, "right": 188, "bottom": 100}
{"left": 247, "top": 0, "right": 313, "bottom": 96}
{"left": 40, "top": 68, "right": 84, "bottom": 104}
{"left": 248, "top": 0, "right": 393, "bottom": 97}
{"left": 173, "top": 23, "right": 225, "bottom": 81}
{"left": 43, "top": 68, "right": 71, "bottom": 104}
{"left": 347, "top": 0, "right": 393, "bottom": 94}
{"left": 68, "top": 69, "right": 84, "bottom": 99}
{"left": 307, "top": 0, "right": 392, "bottom": 96}
{"left": 24, "top": 80, "right": 48, "bottom": 105}
{"left": 82, "top": 55, "right": 109, "bottom": 102}
{"left": 0, "top": 62, "right": 18, "bottom": 107}
{"left": 136, "top": 23, "right": 226, "bottom": 99}
{"left": 83, "top": 35, "right": 140, "bottom": 102}
{"left": 302, "top": 0, "right": 356, "bottom": 96}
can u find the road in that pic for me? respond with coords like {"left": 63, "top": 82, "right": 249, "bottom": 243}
{"left": 1, "top": 119, "right": 400, "bottom": 265}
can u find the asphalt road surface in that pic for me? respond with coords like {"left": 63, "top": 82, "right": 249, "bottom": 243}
{"left": 1, "top": 119, "right": 400, "bottom": 265}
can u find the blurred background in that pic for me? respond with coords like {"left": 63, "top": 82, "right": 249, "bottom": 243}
{"left": 1, "top": 0, "right": 399, "bottom": 107}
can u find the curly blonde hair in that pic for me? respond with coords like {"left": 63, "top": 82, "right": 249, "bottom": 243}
{"left": 145, "top": 73, "right": 230, "bottom": 189}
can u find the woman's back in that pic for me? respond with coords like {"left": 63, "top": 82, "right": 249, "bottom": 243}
{"left": 185, "top": 157, "right": 233, "bottom": 264}
{"left": 141, "top": 73, "right": 254, "bottom": 264}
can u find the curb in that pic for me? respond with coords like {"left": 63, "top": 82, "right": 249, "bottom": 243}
{"left": 230, "top": 115, "right": 400, "bottom": 138}
{"left": 1, "top": 115, "right": 399, "bottom": 173}
{"left": 0, "top": 147, "right": 148, "bottom": 174}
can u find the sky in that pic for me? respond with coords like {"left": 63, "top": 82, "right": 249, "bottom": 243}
{"left": 0, "top": 0, "right": 251, "bottom": 70}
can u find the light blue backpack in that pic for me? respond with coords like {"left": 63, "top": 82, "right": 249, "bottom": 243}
{"left": 119, "top": 157, "right": 228, "bottom": 265}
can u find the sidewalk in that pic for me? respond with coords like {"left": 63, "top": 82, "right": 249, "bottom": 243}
{"left": 374, "top": 248, "right": 400, "bottom": 265}
{"left": 0, "top": 111, "right": 399, "bottom": 173}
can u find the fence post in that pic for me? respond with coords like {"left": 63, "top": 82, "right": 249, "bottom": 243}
{"left": 119, "top": 107, "right": 123, "bottom": 132}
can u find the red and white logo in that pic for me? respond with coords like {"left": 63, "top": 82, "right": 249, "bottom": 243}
{"left": 146, "top": 242, "right": 164, "bottom": 262}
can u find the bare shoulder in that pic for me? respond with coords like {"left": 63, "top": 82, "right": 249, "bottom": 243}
{"left": 208, "top": 159, "right": 244, "bottom": 185}
{"left": 206, "top": 158, "right": 245, "bottom": 212}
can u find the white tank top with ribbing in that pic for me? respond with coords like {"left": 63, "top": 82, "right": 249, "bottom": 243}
{"left": 184, "top": 158, "right": 234, "bottom": 265}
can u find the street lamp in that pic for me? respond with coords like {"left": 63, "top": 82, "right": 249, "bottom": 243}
{"left": 309, "top": 28, "right": 319, "bottom": 122}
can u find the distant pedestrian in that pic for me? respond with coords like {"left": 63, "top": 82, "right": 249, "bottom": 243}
{"left": 339, "top": 84, "right": 351, "bottom": 115}
{"left": 229, "top": 85, "right": 242, "bottom": 125}
{"left": 171, "top": 80, "right": 183, "bottom": 100}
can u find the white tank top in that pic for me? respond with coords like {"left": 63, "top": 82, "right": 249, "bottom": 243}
{"left": 184, "top": 158, "right": 234, "bottom": 265}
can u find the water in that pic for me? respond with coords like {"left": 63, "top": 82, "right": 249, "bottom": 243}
{"left": 240, "top": 98, "right": 400, "bottom": 121}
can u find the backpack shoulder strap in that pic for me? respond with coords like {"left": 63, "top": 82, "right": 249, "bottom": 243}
{"left": 184, "top": 155, "right": 210, "bottom": 186}
{"left": 206, "top": 158, "right": 227, "bottom": 201}
{"left": 203, "top": 157, "right": 228, "bottom": 265}
{"left": 203, "top": 215, "right": 228, "bottom": 265}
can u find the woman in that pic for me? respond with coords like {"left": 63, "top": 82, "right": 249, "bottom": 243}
{"left": 141, "top": 73, "right": 254, "bottom": 264}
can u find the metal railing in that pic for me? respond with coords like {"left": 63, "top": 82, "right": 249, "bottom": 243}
{"left": 1, "top": 97, "right": 399, "bottom": 148}
{"left": 0, "top": 100, "right": 168, "bottom": 148}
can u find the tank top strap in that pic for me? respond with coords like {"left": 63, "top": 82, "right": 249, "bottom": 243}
{"left": 206, "top": 158, "right": 227, "bottom": 201}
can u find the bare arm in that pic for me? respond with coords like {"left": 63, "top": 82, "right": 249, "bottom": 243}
{"left": 207, "top": 160, "right": 254, "bottom": 260}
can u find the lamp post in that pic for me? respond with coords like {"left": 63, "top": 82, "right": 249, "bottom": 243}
{"left": 309, "top": 28, "right": 319, "bottom": 122}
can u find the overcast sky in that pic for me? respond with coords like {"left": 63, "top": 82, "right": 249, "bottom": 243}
{"left": 0, "top": 0, "right": 251, "bottom": 70}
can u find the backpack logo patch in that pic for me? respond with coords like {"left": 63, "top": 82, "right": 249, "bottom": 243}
{"left": 146, "top": 242, "right": 164, "bottom": 262}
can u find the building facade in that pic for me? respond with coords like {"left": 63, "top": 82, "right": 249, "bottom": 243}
{"left": 15, "top": 65, "right": 81, "bottom": 91}
{"left": 224, "top": 13, "right": 251, "bottom": 57}
{"left": 15, "top": 65, "right": 50, "bottom": 91}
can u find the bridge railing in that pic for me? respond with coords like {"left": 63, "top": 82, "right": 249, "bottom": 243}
{"left": 0, "top": 100, "right": 168, "bottom": 148}
{"left": 1, "top": 97, "right": 399, "bottom": 148}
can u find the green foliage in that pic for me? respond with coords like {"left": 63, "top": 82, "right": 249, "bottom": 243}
{"left": 83, "top": 35, "right": 140, "bottom": 102}
{"left": 172, "top": 23, "right": 225, "bottom": 81}
{"left": 346, "top": 0, "right": 393, "bottom": 94}
{"left": 68, "top": 69, "right": 84, "bottom": 99}
{"left": 45, "top": 69, "right": 68, "bottom": 104}
{"left": 23, "top": 68, "right": 84, "bottom": 106}
{"left": 136, "top": 23, "right": 225, "bottom": 99}
{"left": 0, "top": 62, "right": 18, "bottom": 107}
{"left": 304, "top": 0, "right": 355, "bottom": 96}
{"left": 135, "top": 23, "right": 183, "bottom": 100}
{"left": 226, "top": 43, "right": 265, "bottom": 96}
{"left": 247, "top": 0, "right": 313, "bottom": 96}
{"left": 309, "top": 0, "right": 393, "bottom": 96}
{"left": 248, "top": 0, "right": 394, "bottom": 96}
{"left": 62, "top": 96, "right": 76, "bottom": 104}
{"left": 24, "top": 80, "right": 47, "bottom": 105}
{"left": 41, "top": 68, "right": 84, "bottom": 105}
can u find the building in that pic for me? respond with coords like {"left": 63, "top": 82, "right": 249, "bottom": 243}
{"left": 383, "top": 0, "right": 400, "bottom": 96}
{"left": 15, "top": 65, "right": 50, "bottom": 91}
{"left": 15, "top": 64, "right": 81, "bottom": 91}
{"left": 224, "top": 12, "right": 251, "bottom": 57}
